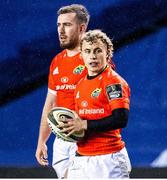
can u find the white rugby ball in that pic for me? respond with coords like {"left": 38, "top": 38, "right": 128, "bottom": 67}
{"left": 47, "top": 107, "right": 84, "bottom": 142}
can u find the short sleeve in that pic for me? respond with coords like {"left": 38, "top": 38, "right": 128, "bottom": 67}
{"left": 105, "top": 77, "right": 130, "bottom": 111}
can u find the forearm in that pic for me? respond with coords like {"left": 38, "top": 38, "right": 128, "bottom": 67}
{"left": 86, "top": 108, "right": 129, "bottom": 132}
{"left": 37, "top": 91, "right": 56, "bottom": 144}
{"left": 57, "top": 109, "right": 128, "bottom": 136}
{"left": 38, "top": 108, "right": 52, "bottom": 144}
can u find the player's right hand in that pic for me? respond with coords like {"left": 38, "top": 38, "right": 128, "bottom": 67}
{"left": 35, "top": 143, "right": 49, "bottom": 166}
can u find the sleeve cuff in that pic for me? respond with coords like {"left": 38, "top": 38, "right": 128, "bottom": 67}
{"left": 48, "top": 88, "right": 57, "bottom": 95}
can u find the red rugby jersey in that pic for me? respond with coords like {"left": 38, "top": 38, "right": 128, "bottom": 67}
{"left": 48, "top": 50, "right": 87, "bottom": 110}
{"left": 74, "top": 66, "right": 130, "bottom": 155}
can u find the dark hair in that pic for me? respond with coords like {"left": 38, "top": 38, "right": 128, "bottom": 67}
{"left": 57, "top": 4, "right": 90, "bottom": 26}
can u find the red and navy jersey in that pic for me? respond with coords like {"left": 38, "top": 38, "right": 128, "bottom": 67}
{"left": 48, "top": 50, "right": 87, "bottom": 110}
{"left": 74, "top": 66, "right": 130, "bottom": 155}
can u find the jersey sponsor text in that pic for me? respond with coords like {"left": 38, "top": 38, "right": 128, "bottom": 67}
{"left": 79, "top": 108, "right": 104, "bottom": 115}
{"left": 56, "top": 84, "right": 76, "bottom": 90}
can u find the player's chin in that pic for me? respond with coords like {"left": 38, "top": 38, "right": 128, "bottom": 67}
{"left": 89, "top": 67, "right": 100, "bottom": 74}
{"left": 60, "top": 41, "right": 70, "bottom": 49}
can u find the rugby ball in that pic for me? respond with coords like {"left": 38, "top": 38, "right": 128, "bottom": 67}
{"left": 47, "top": 107, "right": 85, "bottom": 142}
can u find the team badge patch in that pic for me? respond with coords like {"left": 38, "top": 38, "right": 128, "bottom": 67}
{"left": 91, "top": 88, "right": 102, "bottom": 98}
{"left": 106, "top": 84, "right": 122, "bottom": 100}
{"left": 73, "top": 65, "right": 85, "bottom": 74}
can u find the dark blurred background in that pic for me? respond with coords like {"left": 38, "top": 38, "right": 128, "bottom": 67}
{"left": 1, "top": 0, "right": 167, "bottom": 178}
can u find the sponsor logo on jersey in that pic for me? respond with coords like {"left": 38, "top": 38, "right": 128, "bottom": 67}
{"left": 61, "top": 77, "right": 69, "bottom": 83}
{"left": 81, "top": 100, "right": 88, "bottom": 107}
{"left": 79, "top": 108, "right": 104, "bottom": 115}
{"left": 73, "top": 65, "right": 85, "bottom": 74}
{"left": 106, "top": 84, "right": 122, "bottom": 100}
{"left": 53, "top": 67, "right": 59, "bottom": 75}
{"left": 91, "top": 88, "right": 102, "bottom": 98}
{"left": 56, "top": 84, "right": 76, "bottom": 90}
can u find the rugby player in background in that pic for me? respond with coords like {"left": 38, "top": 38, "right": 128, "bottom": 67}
{"left": 35, "top": 4, "right": 90, "bottom": 178}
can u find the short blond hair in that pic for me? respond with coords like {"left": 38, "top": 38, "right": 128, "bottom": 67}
{"left": 80, "top": 29, "right": 114, "bottom": 60}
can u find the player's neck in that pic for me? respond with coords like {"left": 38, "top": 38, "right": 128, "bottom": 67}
{"left": 66, "top": 46, "right": 80, "bottom": 57}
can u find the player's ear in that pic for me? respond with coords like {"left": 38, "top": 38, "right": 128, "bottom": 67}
{"left": 106, "top": 49, "right": 111, "bottom": 60}
{"left": 80, "top": 23, "right": 86, "bottom": 33}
